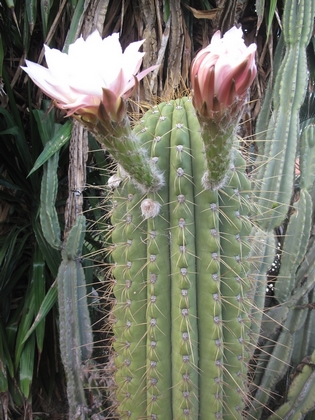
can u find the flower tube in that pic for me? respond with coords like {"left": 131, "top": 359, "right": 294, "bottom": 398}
{"left": 190, "top": 26, "right": 257, "bottom": 189}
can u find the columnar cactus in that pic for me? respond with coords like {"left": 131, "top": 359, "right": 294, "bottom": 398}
{"left": 56, "top": 215, "right": 93, "bottom": 418}
{"left": 254, "top": 0, "right": 314, "bottom": 231}
{"left": 109, "top": 97, "right": 253, "bottom": 419}
{"left": 246, "top": 0, "right": 315, "bottom": 417}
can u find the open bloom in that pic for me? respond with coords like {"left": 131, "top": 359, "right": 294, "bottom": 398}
{"left": 22, "top": 31, "right": 157, "bottom": 121}
{"left": 191, "top": 26, "right": 257, "bottom": 118}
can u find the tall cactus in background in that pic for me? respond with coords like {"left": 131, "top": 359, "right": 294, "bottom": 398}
{"left": 247, "top": 0, "right": 315, "bottom": 417}
{"left": 22, "top": 0, "right": 315, "bottom": 418}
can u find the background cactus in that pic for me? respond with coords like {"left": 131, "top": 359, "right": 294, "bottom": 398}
{"left": 246, "top": 0, "right": 315, "bottom": 417}
{"left": 57, "top": 215, "right": 93, "bottom": 418}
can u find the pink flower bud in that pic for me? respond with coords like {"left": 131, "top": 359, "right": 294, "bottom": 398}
{"left": 191, "top": 27, "right": 257, "bottom": 119}
{"left": 22, "top": 31, "right": 158, "bottom": 122}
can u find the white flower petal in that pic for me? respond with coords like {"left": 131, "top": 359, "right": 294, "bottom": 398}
{"left": 22, "top": 60, "right": 73, "bottom": 104}
{"left": 21, "top": 30, "right": 155, "bottom": 120}
{"left": 69, "top": 76, "right": 105, "bottom": 98}
{"left": 44, "top": 46, "right": 71, "bottom": 82}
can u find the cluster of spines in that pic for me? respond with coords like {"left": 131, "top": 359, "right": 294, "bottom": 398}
{"left": 108, "top": 98, "right": 256, "bottom": 419}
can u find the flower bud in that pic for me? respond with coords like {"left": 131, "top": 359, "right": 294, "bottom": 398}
{"left": 191, "top": 26, "right": 257, "bottom": 120}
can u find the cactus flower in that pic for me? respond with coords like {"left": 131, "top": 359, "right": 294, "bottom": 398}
{"left": 191, "top": 26, "right": 257, "bottom": 119}
{"left": 22, "top": 31, "right": 157, "bottom": 121}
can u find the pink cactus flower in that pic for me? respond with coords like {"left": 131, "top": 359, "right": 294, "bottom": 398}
{"left": 22, "top": 31, "right": 157, "bottom": 121}
{"left": 191, "top": 26, "right": 257, "bottom": 119}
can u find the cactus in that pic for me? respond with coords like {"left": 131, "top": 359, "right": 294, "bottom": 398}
{"left": 267, "top": 350, "right": 315, "bottom": 420}
{"left": 247, "top": 122, "right": 315, "bottom": 418}
{"left": 108, "top": 97, "right": 254, "bottom": 419}
{"left": 253, "top": 0, "right": 314, "bottom": 231}
{"left": 57, "top": 215, "right": 93, "bottom": 419}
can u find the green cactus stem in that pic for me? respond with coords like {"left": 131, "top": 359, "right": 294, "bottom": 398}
{"left": 197, "top": 114, "right": 236, "bottom": 190}
{"left": 267, "top": 349, "right": 315, "bottom": 420}
{"left": 109, "top": 98, "right": 254, "bottom": 420}
{"left": 299, "top": 125, "right": 315, "bottom": 193}
{"left": 82, "top": 113, "right": 164, "bottom": 193}
{"left": 249, "top": 296, "right": 310, "bottom": 418}
{"left": 247, "top": 228, "right": 275, "bottom": 348}
{"left": 254, "top": 0, "right": 314, "bottom": 231}
{"left": 291, "top": 289, "right": 315, "bottom": 367}
{"left": 57, "top": 215, "right": 92, "bottom": 419}
{"left": 274, "top": 189, "right": 312, "bottom": 304}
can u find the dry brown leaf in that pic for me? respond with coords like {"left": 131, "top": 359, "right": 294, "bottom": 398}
{"left": 183, "top": 4, "right": 221, "bottom": 20}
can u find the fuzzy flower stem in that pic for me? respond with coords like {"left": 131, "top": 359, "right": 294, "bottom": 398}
{"left": 199, "top": 115, "right": 235, "bottom": 190}
{"left": 84, "top": 115, "right": 164, "bottom": 192}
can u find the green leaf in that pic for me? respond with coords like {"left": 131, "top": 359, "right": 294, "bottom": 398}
{"left": 40, "top": 0, "right": 53, "bottom": 39}
{"left": 62, "top": 0, "right": 87, "bottom": 53}
{"left": 0, "top": 322, "right": 14, "bottom": 379}
{"left": 32, "top": 106, "right": 57, "bottom": 146}
{"left": 0, "top": 370, "right": 8, "bottom": 393}
{"left": 163, "top": 0, "right": 170, "bottom": 22}
{"left": 22, "top": 282, "right": 57, "bottom": 344}
{"left": 0, "top": 227, "right": 32, "bottom": 300}
{"left": 28, "top": 120, "right": 72, "bottom": 176}
{"left": 256, "top": 0, "right": 265, "bottom": 34}
{"left": 19, "top": 334, "right": 35, "bottom": 398}
{"left": 0, "top": 108, "right": 32, "bottom": 174}
{"left": 32, "top": 246, "right": 46, "bottom": 353}
{"left": 25, "top": 0, "right": 38, "bottom": 34}
{"left": 2, "top": 68, "right": 24, "bottom": 133}
{"left": 267, "top": 0, "right": 277, "bottom": 39}
{"left": 14, "top": 288, "right": 35, "bottom": 367}
{"left": 33, "top": 222, "right": 61, "bottom": 276}
{"left": 0, "top": 35, "right": 4, "bottom": 78}
{"left": 0, "top": 174, "right": 24, "bottom": 191}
